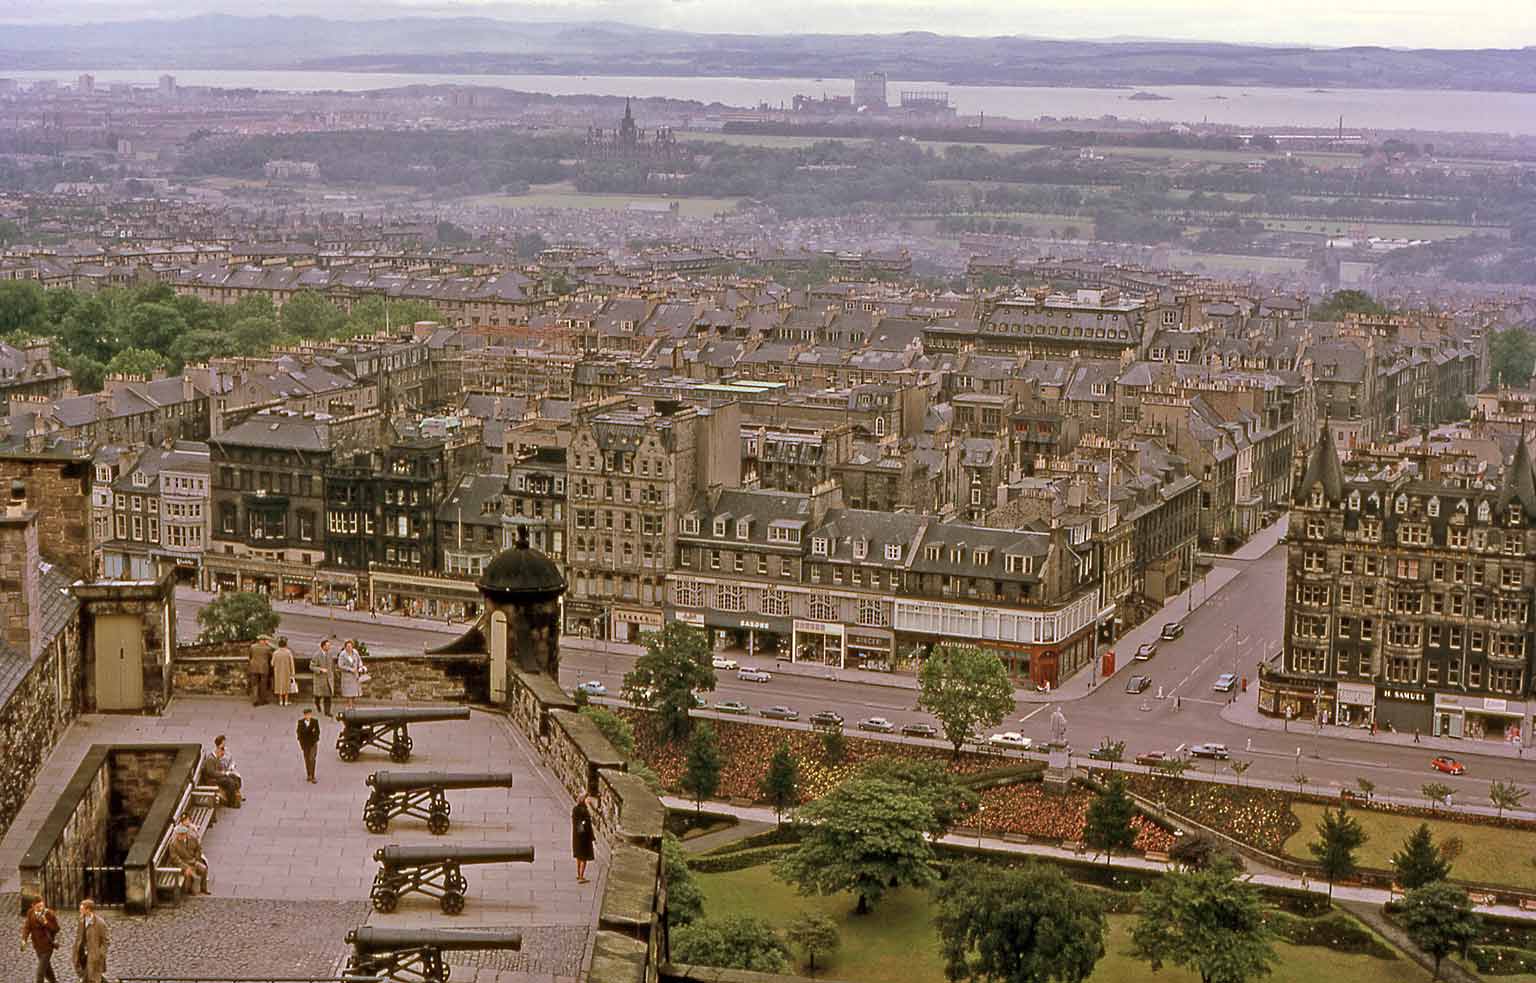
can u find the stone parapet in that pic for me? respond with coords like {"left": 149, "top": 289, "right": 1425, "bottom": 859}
{"left": 173, "top": 641, "right": 489, "bottom": 703}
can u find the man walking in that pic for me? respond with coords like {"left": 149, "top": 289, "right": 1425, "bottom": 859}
{"left": 248, "top": 634, "right": 274, "bottom": 706}
{"left": 311, "top": 638, "right": 336, "bottom": 717}
{"left": 297, "top": 707, "right": 321, "bottom": 783}
{"left": 72, "top": 900, "right": 109, "bottom": 983}
{"left": 20, "top": 896, "right": 60, "bottom": 983}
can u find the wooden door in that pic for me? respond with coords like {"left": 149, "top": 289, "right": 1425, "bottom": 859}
{"left": 94, "top": 614, "right": 144, "bottom": 711}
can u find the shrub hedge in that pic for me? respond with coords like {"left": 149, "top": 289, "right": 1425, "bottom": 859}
{"left": 1469, "top": 945, "right": 1536, "bottom": 975}
{"left": 1264, "top": 911, "right": 1397, "bottom": 959}
{"left": 688, "top": 844, "right": 799, "bottom": 874}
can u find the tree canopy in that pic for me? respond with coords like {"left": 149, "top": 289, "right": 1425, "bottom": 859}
{"left": 784, "top": 911, "right": 840, "bottom": 977}
{"left": 1083, "top": 775, "right": 1139, "bottom": 866}
{"left": 1308, "top": 805, "right": 1367, "bottom": 899}
{"left": 680, "top": 722, "right": 723, "bottom": 813}
{"left": 1490, "top": 328, "right": 1536, "bottom": 389}
{"left": 855, "top": 756, "right": 978, "bottom": 838}
{"left": 760, "top": 741, "right": 800, "bottom": 823}
{"left": 1391, "top": 823, "right": 1452, "bottom": 891}
{"left": 1130, "top": 857, "right": 1275, "bottom": 983}
{"left": 196, "top": 591, "right": 280, "bottom": 643}
{"left": 670, "top": 914, "right": 789, "bottom": 973}
{"left": 936, "top": 862, "right": 1107, "bottom": 983}
{"left": 621, "top": 623, "right": 716, "bottom": 741}
{"left": 1398, "top": 882, "right": 1481, "bottom": 981}
{"left": 916, "top": 643, "right": 1016, "bottom": 755}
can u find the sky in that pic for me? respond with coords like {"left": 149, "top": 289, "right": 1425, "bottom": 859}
{"left": 5, "top": 0, "right": 1536, "bottom": 49}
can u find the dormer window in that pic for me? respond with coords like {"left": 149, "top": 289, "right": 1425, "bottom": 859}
{"left": 736, "top": 518, "right": 751, "bottom": 539}
{"left": 132, "top": 471, "right": 149, "bottom": 488}
{"left": 973, "top": 549, "right": 990, "bottom": 566}
{"left": 853, "top": 539, "right": 868, "bottom": 560}
{"left": 1395, "top": 494, "right": 1408, "bottom": 515}
{"left": 925, "top": 544, "right": 941, "bottom": 561}
{"left": 1348, "top": 491, "right": 1361, "bottom": 511}
{"left": 713, "top": 518, "right": 727, "bottom": 537}
{"left": 812, "top": 537, "right": 829, "bottom": 556}
{"left": 1509, "top": 505, "right": 1523, "bottom": 526}
{"left": 885, "top": 544, "right": 902, "bottom": 561}
{"left": 1428, "top": 497, "right": 1440, "bottom": 518}
{"left": 1478, "top": 501, "right": 1491, "bottom": 523}
{"left": 680, "top": 516, "right": 700, "bottom": 535}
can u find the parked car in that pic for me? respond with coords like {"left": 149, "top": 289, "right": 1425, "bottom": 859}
{"left": 576, "top": 680, "right": 607, "bottom": 697}
{"left": 759, "top": 705, "right": 799, "bottom": 721}
{"left": 988, "top": 732, "right": 1033, "bottom": 749}
{"left": 737, "top": 667, "right": 772, "bottom": 683}
{"left": 1134, "top": 751, "right": 1169, "bottom": 767}
{"left": 1213, "top": 672, "right": 1238, "bottom": 693}
{"left": 1189, "top": 742, "right": 1230, "bottom": 760}
{"left": 1431, "top": 756, "right": 1466, "bottom": 775}
{"left": 1087, "top": 740, "right": 1125, "bottom": 761}
{"left": 901, "top": 722, "right": 940, "bottom": 739}
{"left": 1135, "top": 642, "right": 1158, "bottom": 660}
{"left": 808, "top": 710, "right": 844, "bottom": 729}
{"left": 691, "top": 692, "right": 708, "bottom": 708}
{"left": 857, "top": 717, "right": 896, "bottom": 733}
{"left": 715, "top": 700, "right": 750, "bottom": 715}
{"left": 1160, "top": 622, "right": 1185, "bottom": 640}
{"left": 711, "top": 656, "right": 739, "bottom": 670}
{"left": 1125, "top": 674, "right": 1152, "bottom": 694}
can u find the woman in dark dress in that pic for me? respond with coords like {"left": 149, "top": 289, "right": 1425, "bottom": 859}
{"left": 571, "top": 793, "right": 596, "bottom": 883}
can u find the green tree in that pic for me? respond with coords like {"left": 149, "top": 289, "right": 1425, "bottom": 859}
{"left": 280, "top": 290, "right": 345, "bottom": 339}
{"left": 1488, "top": 779, "right": 1528, "bottom": 818}
{"left": 1084, "top": 774, "right": 1139, "bottom": 866}
{"left": 1421, "top": 782, "right": 1453, "bottom": 809}
{"left": 661, "top": 832, "right": 704, "bottom": 927}
{"left": 1398, "top": 882, "right": 1481, "bottom": 981}
{"left": 1130, "top": 857, "right": 1275, "bottom": 983}
{"left": 759, "top": 741, "right": 800, "bottom": 823}
{"left": 1151, "top": 757, "right": 1191, "bottom": 780}
{"left": 670, "top": 914, "right": 788, "bottom": 973}
{"left": 936, "top": 862, "right": 1107, "bottom": 983}
{"left": 1313, "top": 289, "right": 1387, "bottom": 321}
{"left": 856, "top": 756, "right": 978, "bottom": 837}
{"left": 916, "top": 643, "right": 1015, "bottom": 756}
{"left": 773, "top": 777, "right": 938, "bottom": 915}
{"left": 230, "top": 314, "right": 283, "bottom": 355}
{"left": 1392, "top": 823, "right": 1452, "bottom": 890}
{"left": 1229, "top": 759, "right": 1251, "bottom": 786}
{"left": 195, "top": 591, "right": 280, "bottom": 643}
{"left": 122, "top": 302, "right": 187, "bottom": 353}
{"left": 1168, "top": 834, "right": 1223, "bottom": 871}
{"left": 1356, "top": 777, "right": 1376, "bottom": 801}
{"left": 104, "top": 347, "right": 168, "bottom": 378}
{"left": 621, "top": 623, "right": 715, "bottom": 741}
{"left": 680, "top": 722, "right": 722, "bottom": 813}
{"left": 820, "top": 729, "right": 847, "bottom": 763}
{"left": 0, "top": 280, "right": 47, "bottom": 335}
{"left": 1094, "top": 739, "right": 1126, "bottom": 771}
{"left": 1308, "top": 805, "right": 1367, "bottom": 900}
{"left": 1490, "top": 328, "right": 1536, "bottom": 388}
{"left": 784, "top": 911, "right": 840, "bottom": 977}
{"left": 579, "top": 705, "right": 635, "bottom": 755}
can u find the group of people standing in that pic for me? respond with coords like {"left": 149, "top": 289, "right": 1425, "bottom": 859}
{"left": 20, "top": 898, "right": 108, "bottom": 983}
{"left": 247, "top": 634, "right": 364, "bottom": 713}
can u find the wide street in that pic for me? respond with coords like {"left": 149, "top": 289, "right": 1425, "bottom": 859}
{"left": 177, "top": 539, "right": 1536, "bottom": 809}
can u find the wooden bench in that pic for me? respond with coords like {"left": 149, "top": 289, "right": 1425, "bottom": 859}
{"left": 1062, "top": 840, "right": 1086, "bottom": 855}
{"left": 1469, "top": 891, "right": 1498, "bottom": 906}
{"left": 151, "top": 757, "right": 220, "bottom": 906}
{"left": 1518, "top": 898, "right": 1536, "bottom": 912}
{"left": 1145, "top": 850, "right": 1172, "bottom": 864}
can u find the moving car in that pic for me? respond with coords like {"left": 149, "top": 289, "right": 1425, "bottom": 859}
{"left": 1189, "top": 742, "right": 1230, "bottom": 760}
{"left": 1160, "top": 622, "right": 1185, "bottom": 640}
{"left": 857, "top": 717, "right": 896, "bottom": 733}
{"left": 1431, "top": 756, "right": 1466, "bottom": 775}
{"left": 901, "top": 722, "right": 940, "bottom": 739}
{"left": 711, "top": 656, "right": 739, "bottom": 670}
{"left": 1134, "top": 751, "right": 1169, "bottom": 767}
{"left": 988, "top": 732, "right": 1033, "bottom": 749}
{"left": 1135, "top": 642, "right": 1158, "bottom": 661}
{"left": 715, "top": 700, "right": 750, "bottom": 715}
{"left": 576, "top": 680, "right": 607, "bottom": 696}
{"left": 1213, "top": 672, "right": 1239, "bottom": 693}
{"left": 759, "top": 705, "right": 799, "bottom": 721}
{"left": 808, "top": 711, "right": 844, "bottom": 729}
{"left": 737, "top": 667, "right": 772, "bottom": 683}
{"left": 1125, "top": 674, "right": 1152, "bottom": 694}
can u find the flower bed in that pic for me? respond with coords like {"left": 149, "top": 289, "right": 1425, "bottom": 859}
{"left": 1124, "top": 774, "right": 1301, "bottom": 853}
{"left": 1469, "top": 945, "right": 1536, "bottom": 976}
{"left": 976, "top": 783, "right": 1174, "bottom": 853}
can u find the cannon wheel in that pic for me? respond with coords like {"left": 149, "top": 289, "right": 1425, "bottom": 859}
{"left": 446, "top": 872, "right": 468, "bottom": 894}
{"left": 364, "top": 808, "right": 390, "bottom": 834}
{"left": 338, "top": 740, "right": 362, "bottom": 762}
{"left": 440, "top": 891, "right": 465, "bottom": 915}
{"left": 389, "top": 735, "right": 413, "bottom": 763}
{"left": 427, "top": 809, "right": 451, "bottom": 835}
{"left": 371, "top": 888, "right": 399, "bottom": 913}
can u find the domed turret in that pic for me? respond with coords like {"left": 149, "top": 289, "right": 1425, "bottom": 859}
{"left": 476, "top": 526, "right": 565, "bottom": 604}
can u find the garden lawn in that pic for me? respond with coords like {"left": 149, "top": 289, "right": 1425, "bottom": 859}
{"left": 695, "top": 866, "right": 1428, "bottom": 983}
{"left": 1285, "top": 803, "right": 1536, "bottom": 891}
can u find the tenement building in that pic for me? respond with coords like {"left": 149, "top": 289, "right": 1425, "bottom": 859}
{"left": 1265, "top": 428, "right": 1536, "bottom": 744}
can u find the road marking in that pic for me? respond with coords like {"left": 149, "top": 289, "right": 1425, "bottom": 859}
{"left": 1020, "top": 704, "right": 1050, "bottom": 722}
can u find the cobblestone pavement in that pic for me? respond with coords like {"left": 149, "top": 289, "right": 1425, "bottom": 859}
{"left": 0, "top": 895, "right": 366, "bottom": 978}
{"left": 0, "top": 697, "right": 605, "bottom": 980}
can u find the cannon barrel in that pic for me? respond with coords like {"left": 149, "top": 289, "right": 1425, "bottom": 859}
{"left": 374, "top": 844, "right": 536, "bottom": 866}
{"left": 338, "top": 706, "right": 472, "bottom": 726}
{"left": 347, "top": 926, "right": 523, "bottom": 954}
{"left": 366, "top": 770, "right": 517, "bottom": 791}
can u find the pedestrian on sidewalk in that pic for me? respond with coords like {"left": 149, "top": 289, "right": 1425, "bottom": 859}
{"left": 571, "top": 792, "right": 595, "bottom": 884}
{"left": 336, "top": 639, "right": 364, "bottom": 712}
{"left": 271, "top": 636, "right": 296, "bottom": 708}
{"left": 248, "top": 635, "right": 273, "bottom": 706}
{"left": 296, "top": 708, "right": 320, "bottom": 783}
{"left": 1413, "top": 728, "right": 1421, "bottom": 743}
{"left": 72, "top": 900, "right": 109, "bottom": 983}
{"left": 20, "top": 896, "right": 60, "bottom": 983}
{"left": 311, "top": 638, "right": 336, "bottom": 717}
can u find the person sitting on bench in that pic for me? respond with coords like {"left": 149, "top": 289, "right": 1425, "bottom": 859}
{"left": 203, "top": 735, "right": 243, "bottom": 807}
{"left": 167, "top": 813, "right": 209, "bottom": 896}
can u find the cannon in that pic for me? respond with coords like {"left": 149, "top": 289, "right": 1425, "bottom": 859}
{"left": 346, "top": 925, "right": 522, "bottom": 983}
{"left": 336, "top": 705, "right": 472, "bottom": 763}
{"left": 371, "top": 843, "right": 535, "bottom": 914}
{"left": 363, "top": 770, "right": 516, "bottom": 835}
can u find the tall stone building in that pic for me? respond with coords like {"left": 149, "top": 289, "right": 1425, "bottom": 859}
{"left": 1266, "top": 428, "right": 1536, "bottom": 743}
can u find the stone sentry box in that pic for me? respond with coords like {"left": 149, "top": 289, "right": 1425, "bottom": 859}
{"left": 19, "top": 743, "right": 200, "bottom": 915}
{"left": 72, "top": 573, "right": 177, "bottom": 715}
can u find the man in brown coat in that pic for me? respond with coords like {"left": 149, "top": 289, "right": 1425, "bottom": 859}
{"left": 73, "top": 900, "right": 109, "bottom": 983}
{"left": 21, "top": 896, "right": 60, "bottom": 983}
{"left": 167, "top": 813, "right": 209, "bottom": 895}
{"left": 248, "top": 634, "right": 273, "bottom": 706}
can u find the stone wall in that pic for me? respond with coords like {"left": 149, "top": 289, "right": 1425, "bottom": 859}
{"left": 107, "top": 748, "right": 178, "bottom": 859}
{"left": 173, "top": 642, "right": 487, "bottom": 703}
{"left": 0, "top": 628, "right": 82, "bottom": 848}
{"left": 18, "top": 746, "right": 112, "bottom": 912}
{"left": 171, "top": 642, "right": 250, "bottom": 696}
{"left": 0, "top": 455, "right": 93, "bottom": 576}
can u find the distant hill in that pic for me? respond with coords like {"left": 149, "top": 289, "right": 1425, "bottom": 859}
{"left": 2, "top": 15, "right": 1534, "bottom": 92}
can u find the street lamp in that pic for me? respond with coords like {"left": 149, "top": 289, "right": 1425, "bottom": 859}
{"left": 977, "top": 804, "right": 985, "bottom": 848}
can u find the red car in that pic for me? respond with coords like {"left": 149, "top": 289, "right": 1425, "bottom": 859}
{"left": 1430, "top": 756, "right": 1465, "bottom": 776}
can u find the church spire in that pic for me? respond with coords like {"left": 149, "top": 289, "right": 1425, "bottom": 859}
{"left": 1497, "top": 428, "right": 1536, "bottom": 516}
{"left": 1297, "top": 424, "right": 1345, "bottom": 504}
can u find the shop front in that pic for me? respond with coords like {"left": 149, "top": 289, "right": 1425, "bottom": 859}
{"left": 706, "top": 613, "right": 791, "bottom": 660}
{"left": 1375, "top": 686, "right": 1432, "bottom": 735}
{"left": 793, "top": 619, "right": 844, "bottom": 667}
{"left": 611, "top": 606, "right": 664, "bottom": 644}
{"left": 845, "top": 627, "right": 895, "bottom": 672}
{"left": 1435, "top": 694, "right": 1526, "bottom": 742}
{"left": 367, "top": 569, "right": 477, "bottom": 622}
{"left": 1335, "top": 682, "right": 1376, "bottom": 728}
{"left": 1256, "top": 667, "right": 1333, "bottom": 723}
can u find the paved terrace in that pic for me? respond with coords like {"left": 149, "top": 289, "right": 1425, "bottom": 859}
{"left": 0, "top": 696, "right": 604, "bottom": 983}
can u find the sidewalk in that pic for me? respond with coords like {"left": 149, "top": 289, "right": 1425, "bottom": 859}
{"left": 1201, "top": 513, "right": 1290, "bottom": 564}
{"left": 660, "top": 796, "right": 1536, "bottom": 923}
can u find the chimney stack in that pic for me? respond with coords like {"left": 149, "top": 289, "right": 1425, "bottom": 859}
{"left": 0, "top": 479, "right": 42, "bottom": 661}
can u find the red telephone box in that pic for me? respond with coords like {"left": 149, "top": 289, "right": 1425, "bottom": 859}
{"left": 1102, "top": 650, "right": 1116, "bottom": 677}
